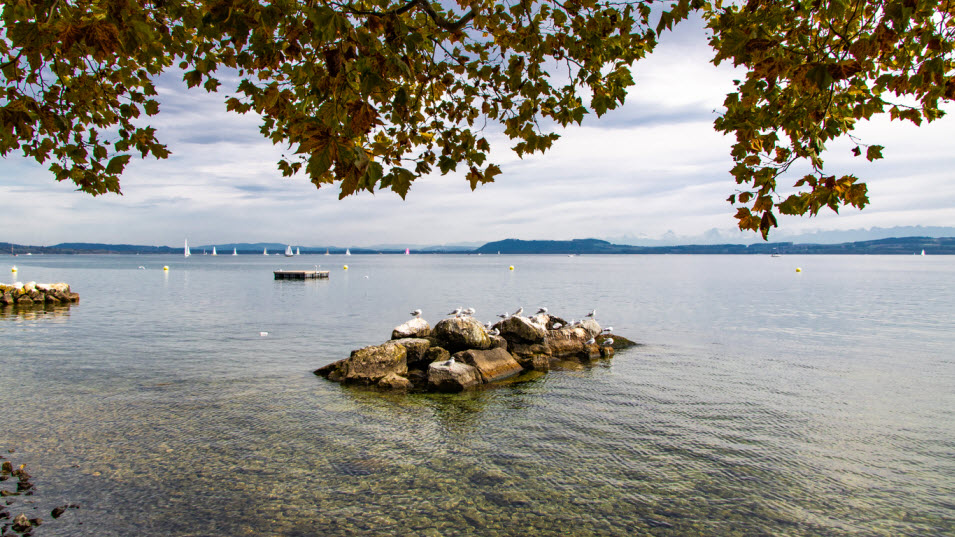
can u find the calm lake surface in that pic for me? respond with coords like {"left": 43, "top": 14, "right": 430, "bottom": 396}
{"left": 2, "top": 254, "right": 953, "bottom": 536}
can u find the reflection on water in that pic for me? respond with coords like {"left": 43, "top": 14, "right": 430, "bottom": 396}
{"left": 0, "top": 303, "right": 73, "bottom": 320}
{"left": 1, "top": 255, "right": 953, "bottom": 536}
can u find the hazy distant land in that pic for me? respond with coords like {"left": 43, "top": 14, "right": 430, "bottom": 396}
{"left": 3, "top": 236, "right": 953, "bottom": 256}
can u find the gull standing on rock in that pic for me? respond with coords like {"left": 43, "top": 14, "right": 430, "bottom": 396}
{"left": 586, "top": 309, "right": 596, "bottom": 319}
{"left": 602, "top": 327, "right": 613, "bottom": 333}
{"left": 410, "top": 309, "right": 422, "bottom": 317}
{"left": 443, "top": 356, "right": 456, "bottom": 367}
{"left": 585, "top": 337, "right": 596, "bottom": 345}
{"left": 497, "top": 312, "right": 509, "bottom": 319}
{"left": 602, "top": 338, "right": 614, "bottom": 347}
{"left": 536, "top": 307, "right": 548, "bottom": 314}
{"left": 489, "top": 328, "right": 499, "bottom": 336}
{"left": 513, "top": 307, "right": 523, "bottom": 317}
{"left": 464, "top": 307, "right": 475, "bottom": 317}
{"left": 448, "top": 307, "right": 463, "bottom": 317}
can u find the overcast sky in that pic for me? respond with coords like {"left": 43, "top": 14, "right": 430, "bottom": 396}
{"left": 3, "top": 17, "right": 954, "bottom": 248}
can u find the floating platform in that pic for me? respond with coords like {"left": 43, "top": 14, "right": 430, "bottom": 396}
{"left": 273, "top": 270, "right": 329, "bottom": 280}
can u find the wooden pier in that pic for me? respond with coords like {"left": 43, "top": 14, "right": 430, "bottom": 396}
{"left": 273, "top": 270, "right": 329, "bottom": 280}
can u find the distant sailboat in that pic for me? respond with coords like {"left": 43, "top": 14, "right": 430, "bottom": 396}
{"left": 285, "top": 245, "right": 294, "bottom": 257}
{"left": 921, "top": 249, "right": 926, "bottom": 256}
{"left": 232, "top": 248, "right": 238, "bottom": 256}
{"left": 296, "top": 247, "right": 300, "bottom": 256}
{"left": 345, "top": 248, "right": 351, "bottom": 256}
{"left": 211, "top": 246, "right": 217, "bottom": 256}
{"left": 405, "top": 248, "right": 410, "bottom": 255}
{"left": 263, "top": 248, "right": 269, "bottom": 256}
{"left": 184, "top": 239, "right": 191, "bottom": 257}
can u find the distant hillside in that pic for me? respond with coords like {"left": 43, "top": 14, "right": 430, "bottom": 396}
{"left": 474, "top": 237, "right": 955, "bottom": 255}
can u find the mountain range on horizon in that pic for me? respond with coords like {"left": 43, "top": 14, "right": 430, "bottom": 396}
{"left": 3, "top": 234, "right": 954, "bottom": 256}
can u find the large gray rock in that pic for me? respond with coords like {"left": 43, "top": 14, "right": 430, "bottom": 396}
{"left": 315, "top": 342, "right": 408, "bottom": 386}
{"left": 392, "top": 317, "right": 431, "bottom": 339}
{"left": 432, "top": 317, "right": 491, "bottom": 352}
{"left": 454, "top": 347, "right": 523, "bottom": 383}
{"left": 427, "top": 360, "right": 482, "bottom": 392}
{"left": 579, "top": 319, "right": 602, "bottom": 337}
{"left": 544, "top": 327, "right": 595, "bottom": 358}
{"left": 392, "top": 337, "right": 432, "bottom": 367}
{"left": 498, "top": 315, "right": 547, "bottom": 344}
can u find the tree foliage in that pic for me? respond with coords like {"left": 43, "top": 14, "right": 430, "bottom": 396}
{"left": 1, "top": 0, "right": 952, "bottom": 237}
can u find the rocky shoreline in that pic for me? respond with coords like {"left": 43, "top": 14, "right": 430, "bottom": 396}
{"left": 315, "top": 312, "right": 634, "bottom": 392}
{"left": 0, "top": 282, "right": 79, "bottom": 308}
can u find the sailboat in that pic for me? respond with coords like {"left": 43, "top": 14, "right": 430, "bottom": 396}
{"left": 325, "top": 248, "right": 329, "bottom": 256}
{"left": 232, "top": 248, "right": 238, "bottom": 256}
{"left": 345, "top": 248, "right": 351, "bottom": 256}
{"left": 405, "top": 248, "right": 410, "bottom": 255}
{"left": 211, "top": 246, "right": 217, "bottom": 256}
{"left": 263, "top": 248, "right": 269, "bottom": 256}
{"left": 184, "top": 239, "right": 191, "bottom": 257}
{"left": 921, "top": 249, "right": 926, "bottom": 256}
{"left": 296, "top": 247, "right": 300, "bottom": 256}
{"left": 285, "top": 245, "right": 294, "bottom": 257}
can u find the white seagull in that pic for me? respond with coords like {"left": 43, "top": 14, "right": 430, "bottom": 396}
{"left": 552, "top": 323, "right": 562, "bottom": 329}
{"left": 443, "top": 356, "right": 456, "bottom": 367}
{"left": 448, "top": 307, "right": 463, "bottom": 316}
{"left": 489, "top": 328, "right": 500, "bottom": 336}
{"left": 602, "top": 327, "right": 613, "bottom": 333}
{"left": 536, "top": 307, "right": 548, "bottom": 314}
{"left": 585, "top": 309, "right": 596, "bottom": 318}
{"left": 602, "top": 338, "right": 614, "bottom": 346}
{"left": 464, "top": 307, "right": 476, "bottom": 317}
{"left": 497, "top": 312, "right": 509, "bottom": 319}
{"left": 513, "top": 307, "right": 524, "bottom": 317}
{"left": 585, "top": 337, "right": 596, "bottom": 345}
{"left": 410, "top": 309, "right": 422, "bottom": 317}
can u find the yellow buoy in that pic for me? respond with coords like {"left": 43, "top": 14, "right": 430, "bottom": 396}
{"left": 343, "top": 265, "right": 349, "bottom": 270}
{"left": 163, "top": 266, "right": 169, "bottom": 271}
{"left": 10, "top": 266, "right": 16, "bottom": 273}
{"left": 795, "top": 267, "right": 802, "bottom": 272}
{"left": 509, "top": 265, "right": 514, "bottom": 271}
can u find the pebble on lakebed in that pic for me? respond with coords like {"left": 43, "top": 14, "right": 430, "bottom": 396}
{"left": 314, "top": 312, "right": 637, "bottom": 393}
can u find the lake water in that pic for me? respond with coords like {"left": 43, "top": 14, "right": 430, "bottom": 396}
{"left": 2, "top": 254, "right": 953, "bottom": 536}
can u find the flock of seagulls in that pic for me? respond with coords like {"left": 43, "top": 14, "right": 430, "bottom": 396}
{"left": 408, "top": 306, "right": 614, "bottom": 351}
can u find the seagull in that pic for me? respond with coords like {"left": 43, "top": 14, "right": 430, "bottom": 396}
{"left": 410, "top": 309, "right": 422, "bottom": 317}
{"left": 497, "top": 312, "right": 509, "bottom": 319}
{"left": 485, "top": 321, "right": 494, "bottom": 329}
{"left": 585, "top": 309, "right": 596, "bottom": 318}
{"left": 602, "top": 338, "right": 614, "bottom": 346}
{"left": 443, "top": 356, "right": 456, "bottom": 367}
{"left": 536, "top": 307, "right": 548, "bottom": 314}
{"left": 552, "top": 323, "right": 562, "bottom": 329}
{"left": 448, "top": 307, "right": 463, "bottom": 316}
{"left": 602, "top": 327, "right": 613, "bottom": 333}
{"left": 464, "top": 307, "right": 475, "bottom": 317}
{"left": 489, "top": 328, "right": 499, "bottom": 336}
{"left": 138, "top": 266, "right": 146, "bottom": 270}
{"left": 513, "top": 307, "right": 523, "bottom": 317}
{"left": 585, "top": 337, "right": 596, "bottom": 345}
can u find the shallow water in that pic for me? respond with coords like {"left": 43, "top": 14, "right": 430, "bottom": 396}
{"left": 2, "top": 254, "right": 953, "bottom": 535}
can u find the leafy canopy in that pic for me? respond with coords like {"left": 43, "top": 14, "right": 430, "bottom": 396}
{"left": 1, "top": 0, "right": 952, "bottom": 237}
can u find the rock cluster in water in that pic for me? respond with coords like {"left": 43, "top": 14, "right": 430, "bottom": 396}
{"left": 1, "top": 453, "right": 80, "bottom": 536}
{"left": 315, "top": 312, "right": 630, "bottom": 392}
{"left": 0, "top": 282, "right": 79, "bottom": 308}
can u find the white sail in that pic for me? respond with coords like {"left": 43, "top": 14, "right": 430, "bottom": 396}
{"left": 296, "top": 247, "right": 300, "bottom": 255}
{"left": 285, "top": 245, "right": 294, "bottom": 257}
{"left": 184, "top": 239, "right": 191, "bottom": 257}
{"left": 263, "top": 248, "right": 268, "bottom": 256}
{"left": 211, "top": 246, "right": 217, "bottom": 256}
{"left": 345, "top": 248, "right": 351, "bottom": 255}
{"left": 325, "top": 249, "right": 329, "bottom": 256}
{"left": 233, "top": 248, "right": 238, "bottom": 256}
{"left": 405, "top": 248, "right": 410, "bottom": 255}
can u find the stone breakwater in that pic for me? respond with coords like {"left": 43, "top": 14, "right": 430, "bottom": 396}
{"left": 0, "top": 282, "right": 80, "bottom": 307}
{"left": 315, "top": 313, "right": 634, "bottom": 392}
